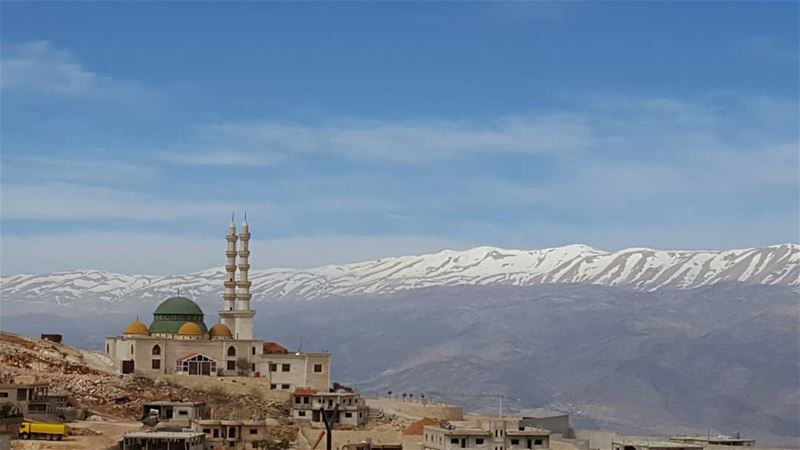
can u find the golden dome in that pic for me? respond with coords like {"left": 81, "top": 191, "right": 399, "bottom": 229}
{"left": 124, "top": 320, "right": 149, "bottom": 335}
{"left": 209, "top": 323, "right": 232, "bottom": 338}
{"left": 177, "top": 322, "right": 203, "bottom": 336}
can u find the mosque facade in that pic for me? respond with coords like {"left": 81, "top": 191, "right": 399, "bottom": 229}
{"left": 104, "top": 218, "right": 331, "bottom": 392}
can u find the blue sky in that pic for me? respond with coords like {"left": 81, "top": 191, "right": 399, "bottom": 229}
{"left": 1, "top": 2, "right": 798, "bottom": 274}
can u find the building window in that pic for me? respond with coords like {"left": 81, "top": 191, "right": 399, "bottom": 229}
{"left": 511, "top": 440, "right": 519, "bottom": 446}
{"left": 178, "top": 410, "right": 188, "bottom": 416}
{"left": 345, "top": 412, "right": 353, "bottom": 418}
{"left": 203, "top": 429, "right": 211, "bottom": 434}
{"left": 314, "top": 364, "right": 323, "bottom": 373}
{"left": 250, "top": 428, "right": 258, "bottom": 435}
{"left": 152, "top": 345, "right": 161, "bottom": 355}
{"left": 152, "top": 359, "right": 161, "bottom": 369}
{"left": 534, "top": 440, "right": 542, "bottom": 446}
{"left": 0, "top": 393, "right": 7, "bottom": 398}
{"left": 213, "top": 429, "right": 219, "bottom": 438}
{"left": 269, "top": 363, "right": 277, "bottom": 372}
{"left": 252, "top": 347, "right": 256, "bottom": 355}
{"left": 227, "top": 346, "right": 236, "bottom": 357}
{"left": 130, "top": 344, "right": 134, "bottom": 354}
{"left": 281, "top": 384, "right": 290, "bottom": 389}
{"left": 452, "top": 439, "right": 460, "bottom": 444}
{"left": 270, "top": 384, "right": 277, "bottom": 389}
{"left": 303, "top": 397, "right": 309, "bottom": 404}
{"left": 298, "top": 411, "right": 306, "bottom": 417}
{"left": 282, "top": 364, "right": 290, "bottom": 372}
{"left": 477, "top": 440, "right": 484, "bottom": 445}
{"left": 227, "top": 360, "right": 236, "bottom": 370}
{"left": 106, "top": 344, "right": 110, "bottom": 353}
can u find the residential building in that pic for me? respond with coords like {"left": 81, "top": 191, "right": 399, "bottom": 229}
{"left": 191, "top": 418, "right": 271, "bottom": 450}
{"left": 520, "top": 415, "right": 570, "bottom": 437}
{"left": 669, "top": 436, "right": 756, "bottom": 449}
{"left": 142, "top": 401, "right": 207, "bottom": 430}
{"left": 291, "top": 389, "right": 369, "bottom": 428}
{"left": 423, "top": 420, "right": 550, "bottom": 450}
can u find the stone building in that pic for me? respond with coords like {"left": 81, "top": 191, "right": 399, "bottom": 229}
{"left": 191, "top": 418, "right": 271, "bottom": 449}
{"left": 423, "top": 420, "right": 550, "bottom": 450}
{"left": 669, "top": 437, "right": 756, "bottom": 449}
{"left": 291, "top": 388, "right": 369, "bottom": 428}
{"left": 104, "top": 218, "right": 331, "bottom": 392}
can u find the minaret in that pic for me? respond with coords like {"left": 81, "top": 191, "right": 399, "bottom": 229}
{"left": 234, "top": 212, "right": 255, "bottom": 340}
{"left": 219, "top": 214, "right": 239, "bottom": 332}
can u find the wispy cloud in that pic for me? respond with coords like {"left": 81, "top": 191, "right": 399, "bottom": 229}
{"left": 1, "top": 41, "right": 150, "bottom": 98}
{"left": 1, "top": 155, "right": 160, "bottom": 185}
{"left": 173, "top": 114, "right": 592, "bottom": 164}
{"left": 0, "top": 182, "right": 275, "bottom": 221}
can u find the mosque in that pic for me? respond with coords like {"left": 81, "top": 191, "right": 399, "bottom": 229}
{"left": 104, "top": 217, "right": 331, "bottom": 392}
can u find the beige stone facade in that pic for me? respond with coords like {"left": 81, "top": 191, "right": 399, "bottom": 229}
{"left": 191, "top": 419, "right": 271, "bottom": 450}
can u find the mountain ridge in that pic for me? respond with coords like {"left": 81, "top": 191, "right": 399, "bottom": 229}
{"left": 2, "top": 243, "right": 797, "bottom": 307}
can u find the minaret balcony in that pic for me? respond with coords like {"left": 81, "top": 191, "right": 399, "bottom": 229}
{"left": 225, "top": 251, "right": 238, "bottom": 257}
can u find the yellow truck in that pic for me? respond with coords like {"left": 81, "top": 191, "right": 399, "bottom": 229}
{"left": 18, "top": 420, "right": 68, "bottom": 441}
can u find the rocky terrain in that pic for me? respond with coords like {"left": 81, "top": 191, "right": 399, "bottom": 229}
{"left": 0, "top": 332, "right": 288, "bottom": 422}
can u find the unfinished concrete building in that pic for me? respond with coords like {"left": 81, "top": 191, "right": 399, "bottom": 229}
{"left": 0, "top": 379, "right": 80, "bottom": 421}
{"left": 291, "top": 389, "right": 369, "bottom": 428}
{"left": 142, "top": 401, "right": 207, "bottom": 430}
{"left": 119, "top": 431, "right": 206, "bottom": 450}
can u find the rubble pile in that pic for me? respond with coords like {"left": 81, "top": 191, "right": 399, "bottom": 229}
{"left": 0, "top": 332, "right": 287, "bottom": 421}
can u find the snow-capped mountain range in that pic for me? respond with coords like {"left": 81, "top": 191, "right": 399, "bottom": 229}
{"left": 2, "top": 243, "right": 798, "bottom": 307}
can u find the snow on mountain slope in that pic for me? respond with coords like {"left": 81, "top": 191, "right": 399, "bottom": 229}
{"left": 2, "top": 243, "right": 798, "bottom": 307}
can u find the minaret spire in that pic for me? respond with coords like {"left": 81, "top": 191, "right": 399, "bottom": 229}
{"left": 219, "top": 215, "right": 239, "bottom": 331}
{"left": 235, "top": 212, "right": 255, "bottom": 340}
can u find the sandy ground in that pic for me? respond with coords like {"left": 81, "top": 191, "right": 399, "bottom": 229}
{"left": 11, "top": 421, "right": 142, "bottom": 450}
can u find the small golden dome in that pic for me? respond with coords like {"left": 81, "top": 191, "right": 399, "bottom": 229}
{"left": 209, "top": 323, "right": 232, "bottom": 338}
{"left": 124, "top": 320, "right": 149, "bottom": 335}
{"left": 177, "top": 322, "right": 203, "bottom": 336}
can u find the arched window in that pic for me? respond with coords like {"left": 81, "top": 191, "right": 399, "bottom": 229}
{"left": 227, "top": 346, "right": 236, "bottom": 357}
{"left": 130, "top": 344, "right": 134, "bottom": 354}
{"left": 152, "top": 345, "right": 161, "bottom": 356}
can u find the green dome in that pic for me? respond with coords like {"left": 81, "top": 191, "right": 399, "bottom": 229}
{"left": 153, "top": 296, "right": 204, "bottom": 315}
{"left": 149, "top": 296, "right": 207, "bottom": 334}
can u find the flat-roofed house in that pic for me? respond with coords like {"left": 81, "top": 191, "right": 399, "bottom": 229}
{"left": 423, "top": 420, "right": 550, "bottom": 450}
{"left": 291, "top": 388, "right": 369, "bottom": 428}
{"left": 118, "top": 431, "right": 206, "bottom": 450}
{"left": 142, "top": 401, "right": 207, "bottom": 430}
{"left": 669, "top": 436, "right": 756, "bottom": 449}
{"left": 191, "top": 418, "right": 271, "bottom": 449}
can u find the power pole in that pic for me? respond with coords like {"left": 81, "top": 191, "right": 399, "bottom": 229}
{"left": 320, "top": 404, "right": 339, "bottom": 450}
